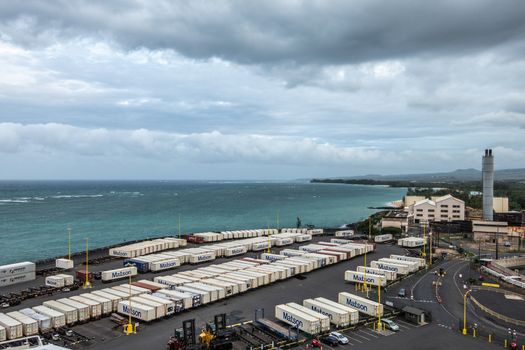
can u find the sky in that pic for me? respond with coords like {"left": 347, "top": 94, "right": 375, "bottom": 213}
{"left": 0, "top": 1, "right": 524, "bottom": 180}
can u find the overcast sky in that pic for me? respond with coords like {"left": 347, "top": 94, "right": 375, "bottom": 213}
{"left": 1, "top": 1, "right": 524, "bottom": 180}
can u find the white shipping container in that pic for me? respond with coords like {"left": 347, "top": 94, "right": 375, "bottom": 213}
{"left": 101, "top": 287, "right": 132, "bottom": 299}
{"left": 314, "top": 297, "right": 359, "bottom": 325}
{"left": 335, "top": 230, "right": 354, "bottom": 237}
{"left": 0, "top": 325, "right": 5, "bottom": 341}
{"left": 0, "top": 271, "right": 36, "bottom": 287}
{"left": 390, "top": 254, "right": 426, "bottom": 268}
{"left": 150, "top": 258, "right": 181, "bottom": 272}
{"left": 101, "top": 266, "right": 138, "bottom": 282}
{"left": 202, "top": 279, "right": 237, "bottom": 296}
{"left": 91, "top": 291, "right": 121, "bottom": 311}
{"left": 6, "top": 311, "right": 39, "bottom": 336}
{"left": 32, "top": 305, "right": 66, "bottom": 328}
{"left": 374, "top": 234, "right": 393, "bottom": 243}
{"left": 344, "top": 270, "right": 387, "bottom": 287}
{"left": 356, "top": 266, "right": 397, "bottom": 281}
{"left": 0, "top": 313, "right": 23, "bottom": 339}
{"left": 370, "top": 261, "right": 410, "bottom": 275}
{"left": 378, "top": 258, "right": 418, "bottom": 272}
{"left": 55, "top": 274, "right": 74, "bottom": 286}
{"left": 19, "top": 308, "right": 52, "bottom": 331}
{"left": 303, "top": 299, "right": 351, "bottom": 327}
{"left": 216, "top": 275, "right": 251, "bottom": 291}
{"left": 80, "top": 294, "right": 112, "bottom": 315}
{"left": 55, "top": 258, "right": 74, "bottom": 269}
{"left": 275, "top": 304, "right": 322, "bottom": 335}
{"left": 338, "top": 292, "right": 383, "bottom": 317}
{"left": 69, "top": 296, "right": 102, "bottom": 318}
{"left": 224, "top": 246, "right": 248, "bottom": 257}
{"left": 0, "top": 262, "right": 35, "bottom": 278}
{"left": 186, "top": 282, "right": 225, "bottom": 301}
{"left": 286, "top": 303, "right": 330, "bottom": 332}
{"left": 137, "top": 294, "right": 176, "bottom": 316}
{"left": 154, "top": 290, "right": 195, "bottom": 310}
{"left": 117, "top": 301, "right": 156, "bottom": 322}
{"left": 130, "top": 297, "right": 165, "bottom": 318}
{"left": 56, "top": 298, "right": 90, "bottom": 322}
{"left": 175, "top": 286, "right": 211, "bottom": 304}
{"left": 45, "top": 276, "right": 65, "bottom": 288}
{"left": 189, "top": 252, "right": 216, "bottom": 264}
{"left": 43, "top": 300, "right": 78, "bottom": 325}
{"left": 330, "top": 238, "right": 351, "bottom": 244}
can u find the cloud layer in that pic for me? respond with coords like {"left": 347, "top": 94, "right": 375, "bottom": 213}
{"left": 0, "top": 1, "right": 524, "bottom": 178}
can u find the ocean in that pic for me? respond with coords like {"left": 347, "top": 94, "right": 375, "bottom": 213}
{"left": 0, "top": 181, "right": 405, "bottom": 264}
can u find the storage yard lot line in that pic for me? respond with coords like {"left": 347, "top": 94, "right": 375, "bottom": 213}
{"left": 345, "top": 335, "right": 363, "bottom": 343}
{"left": 359, "top": 328, "right": 379, "bottom": 338}
{"left": 353, "top": 332, "right": 371, "bottom": 341}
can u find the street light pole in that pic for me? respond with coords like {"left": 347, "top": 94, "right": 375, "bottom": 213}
{"left": 462, "top": 290, "right": 471, "bottom": 335}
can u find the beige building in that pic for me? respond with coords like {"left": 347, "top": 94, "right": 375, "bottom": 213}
{"left": 381, "top": 211, "right": 409, "bottom": 232}
{"left": 408, "top": 194, "right": 465, "bottom": 224}
{"left": 493, "top": 197, "right": 509, "bottom": 213}
{"left": 472, "top": 220, "right": 509, "bottom": 243}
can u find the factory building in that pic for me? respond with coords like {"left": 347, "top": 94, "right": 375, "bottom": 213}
{"left": 406, "top": 194, "right": 465, "bottom": 224}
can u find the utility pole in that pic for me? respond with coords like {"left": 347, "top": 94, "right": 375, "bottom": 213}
{"left": 83, "top": 238, "right": 92, "bottom": 289}
{"left": 67, "top": 227, "right": 71, "bottom": 260}
{"left": 178, "top": 213, "right": 181, "bottom": 239}
{"left": 495, "top": 226, "right": 499, "bottom": 260}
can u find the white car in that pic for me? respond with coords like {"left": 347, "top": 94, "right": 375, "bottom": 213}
{"left": 382, "top": 319, "right": 400, "bottom": 331}
{"left": 329, "top": 331, "right": 349, "bottom": 344}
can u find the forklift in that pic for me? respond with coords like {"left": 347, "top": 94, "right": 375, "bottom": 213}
{"left": 167, "top": 314, "right": 237, "bottom": 350}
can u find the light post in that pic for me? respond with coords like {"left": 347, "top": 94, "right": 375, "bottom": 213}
{"left": 462, "top": 290, "right": 471, "bottom": 335}
{"left": 377, "top": 277, "right": 382, "bottom": 332}
{"left": 429, "top": 231, "right": 433, "bottom": 266}
{"left": 83, "top": 238, "right": 92, "bottom": 289}
{"left": 124, "top": 268, "right": 135, "bottom": 335}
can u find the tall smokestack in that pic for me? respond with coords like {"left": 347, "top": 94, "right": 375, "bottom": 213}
{"left": 482, "top": 149, "right": 494, "bottom": 221}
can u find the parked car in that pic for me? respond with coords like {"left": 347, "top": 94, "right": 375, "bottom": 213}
{"left": 382, "top": 319, "right": 400, "bottom": 331}
{"left": 329, "top": 331, "right": 349, "bottom": 344}
{"left": 398, "top": 288, "right": 406, "bottom": 297}
{"left": 320, "top": 335, "right": 339, "bottom": 346}
{"left": 504, "top": 241, "right": 512, "bottom": 247}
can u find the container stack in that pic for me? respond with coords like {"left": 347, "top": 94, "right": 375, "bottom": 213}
{"left": 0, "top": 262, "right": 36, "bottom": 287}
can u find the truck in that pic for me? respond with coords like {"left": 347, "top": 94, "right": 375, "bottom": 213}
{"left": 338, "top": 292, "right": 383, "bottom": 317}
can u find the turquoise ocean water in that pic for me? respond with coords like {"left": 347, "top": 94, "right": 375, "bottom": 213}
{"left": 0, "top": 181, "right": 405, "bottom": 264}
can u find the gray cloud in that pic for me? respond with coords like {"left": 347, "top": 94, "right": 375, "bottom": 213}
{"left": 1, "top": 1, "right": 525, "bottom": 65}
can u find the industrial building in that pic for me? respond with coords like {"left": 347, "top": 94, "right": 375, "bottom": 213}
{"left": 406, "top": 194, "right": 465, "bottom": 224}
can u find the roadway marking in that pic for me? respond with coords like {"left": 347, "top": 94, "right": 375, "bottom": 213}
{"left": 395, "top": 320, "right": 415, "bottom": 328}
{"left": 359, "top": 329, "right": 379, "bottom": 338}
{"left": 344, "top": 334, "right": 363, "bottom": 343}
{"left": 353, "top": 332, "right": 371, "bottom": 341}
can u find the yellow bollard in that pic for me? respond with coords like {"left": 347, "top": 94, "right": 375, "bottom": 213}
{"left": 473, "top": 329, "right": 476, "bottom": 338}
{"left": 504, "top": 339, "right": 508, "bottom": 348}
{"left": 521, "top": 344, "right": 524, "bottom": 350}
{"left": 488, "top": 334, "right": 492, "bottom": 343}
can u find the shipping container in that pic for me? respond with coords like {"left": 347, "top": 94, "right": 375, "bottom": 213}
{"left": 274, "top": 304, "right": 322, "bottom": 335}
{"left": 56, "top": 298, "right": 90, "bottom": 322}
{"left": 0, "top": 271, "right": 36, "bottom": 287}
{"left": 6, "top": 311, "right": 38, "bottom": 336}
{"left": 215, "top": 275, "right": 250, "bottom": 291}
{"left": 91, "top": 290, "right": 122, "bottom": 311}
{"left": 45, "top": 276, "right": 65, "bottom": 288}
{"left": 335, "top": 230, "right": 354, "bottom": 237}
{"left": 370, "top": 261, "right": 410, "bottom": 275}
{"left": 389, "top": 255, "right": 426, "bottom": 268}
{"left": 32, "top": 305, "right": 66, "bottom": 328}
{"left": 378, "top": 258, "right": 418, "bottom": 273}
{"left": 313, "top": 297, "right": 359, "bottom": 325}
{"left": 272, "top": 261, "right": 298, "bottom": 275}
{"left": 338, "top": 292, "right": 383, "bottom": 317}
{"left": 69, "top": 296, "right": 102, "bottom": 319}
{"left": 137, "top": 294, "right": 176, "bottom": 316}
{"left": 117, "top": 301, "right": 156, "bottom": 322}
{"left": 189, "top": 252, "right": 216, "bottom": 264}
{"left": 0, "top": 313, "right": 23, "bottom": 339}
{"left": 317, "top": 250, "right": 344, "bottom": 262}
{"left": 374, "top": 234, "right": 394, "bottom": 243}
{"left": 234, "top": 270, "right": 267, "bottom": 286}
{"left": 201, "top": 278, "right": 237, "bottom": 296}
{"left": 356, "top": 266, "right": 397, "bottom": 281}
{"left": 185, "top": 283, "right": 225, "bottom": 301}
{"left": 55, "top": 258, "right": 74, "bottom": 270}
{"left": 130, "top": 296, "right": 165, "bottom": 318}
{"left": 131, "top": 281, "right": 162, "bottom": 293}
{"left": 55, "top": 274, "right": 74, "bottom": 286}
{"left": 43, "top": 300, "right": 78, "bottom": 325}
{"left": 76, "top": 270, "right": 93, "bottom": 283}
{"left": 0, "top": 325, "right": 5, "bottom": 341}
{"left": 0, "top": 262, "right": 35, "bottom": 278}
{"left": 302, "top": 299, "right": 350, "bottom": 327}
{"left": 154, "top": 289, "right": 197, "bottom": 309}
{"left": 344, "top": 270, "right": 387, "bottom": 287}
{"left": 286, "top": 303, "right": 330, "bottom": 332}
{"left": 175, "top": 286, "right": 211, "bottom": 304}
{"left": 80, "top": 294, "right": 112, "bottom": 315}
{"left": 260, "top": 253, "right": 287, "bottom": 262}
{"left": 99, "top": 287, "right": 130, "bottom": 299}
{"left": 19, "top": 308, "right": 52, "bottom": 331}
{"left": 330, "top": 238, "right": 351, "bottom": 244}
{"left": 294, "top": 234, "right": 312, "bottom": 242}
{"left": 119, "top": 283, "right": 152, "bottom": 295}
{"left": 101, "top": 266, "right": 138, "bottom": 282}
{"left": 150, "top": 258, "right": 181, "bottom": 272}
{"left": 123, "top": 258, "right": 150, "bottom": 273}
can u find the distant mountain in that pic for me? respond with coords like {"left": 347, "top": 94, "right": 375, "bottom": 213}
{"left": 336, "top": 168, "right": 525, "bottom": 182}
